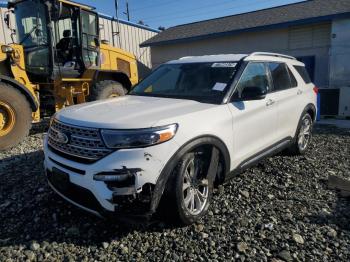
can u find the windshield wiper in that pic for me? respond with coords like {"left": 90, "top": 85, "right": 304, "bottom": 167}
{"left": 19, "top": 23, "right": 40, "bottom": 45}
{"left": 128, "top": 93, "right": 219, "bottom": 104}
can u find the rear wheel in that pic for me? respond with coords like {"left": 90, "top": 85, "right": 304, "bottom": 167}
{"left": 165, "top": 152, "right": 213, "bottom": 225}
{"left": 90, "top": 80, "right": 127, "bottom": 101}
{"left": 288, "top": 113, "right": 313, "bottom": 155}
{"left": 0, "top": 83, "right": 32, "bottom": 150}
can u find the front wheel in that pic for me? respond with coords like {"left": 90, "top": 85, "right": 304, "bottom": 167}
{"left": 288, "top": 113, "right": 313, "bottom": 155}
{"left": 0, "top": 83, "right": 32, "bottom": 150}
{"left": 89, "top": 80, "right": 127, "bottom": 101}
{"left": 166, "top": 152, "right": 213, "bottom": 225}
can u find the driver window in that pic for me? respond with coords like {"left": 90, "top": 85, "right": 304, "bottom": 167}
{"left": 235, "top": 63, "right": 269, "bottom": 98}
{"left": 56, "top": 18, "right": 73, "bottom": 42}
{"left": 20, "top": 16, "right": 47, "bottom": 46}
{"left": 81, "top": 11, "right": 99, "bottom": 68}
{"left": 53, "top": 4, "right": 80, "bottom": 67}
{"left": 55, "top": 18, "right": 74, "bottom": 64}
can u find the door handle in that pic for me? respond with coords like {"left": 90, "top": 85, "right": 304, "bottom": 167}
{"left": 266, "top": 99, "right": 275, "bottom": 106}
{"left": 297, "top": 89, "right": 303, "bottom": 95}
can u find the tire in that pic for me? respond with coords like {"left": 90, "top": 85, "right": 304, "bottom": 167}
{"left": 89, "top": 80, "right": 126, "bottom": 101}
{"left": 287, "top": 113, "right": 313, "bottom": 155}
{"left": 0, "top": 83, "right": 32, "bottom": 150}
{"left": 165, "top": 152, "right": 213, "bottom": 225}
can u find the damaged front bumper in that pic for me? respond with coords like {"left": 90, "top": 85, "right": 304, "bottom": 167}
{"left": 43, "top": 135, "right": 178, "bottom": 219}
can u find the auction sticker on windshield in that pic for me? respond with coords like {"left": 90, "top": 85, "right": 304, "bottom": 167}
{"left": 212, "top": 82, "right": 227, "bottom": 91}
{"left": 212, "top": 62, "right": 237, "bottom": 68}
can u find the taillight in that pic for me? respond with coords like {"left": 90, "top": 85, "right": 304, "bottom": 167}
{"left": 313, "top": 86, "right": 319, "bottom": 94}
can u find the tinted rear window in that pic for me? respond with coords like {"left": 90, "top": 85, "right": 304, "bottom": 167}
{"left": 294, "top": 66, "right": 312, "bottom": 84}
{"left": 287, "top": 67, "right": 298, "bottom": 87}
{"left": 268, "top": 63, "right": 294, "bottom": 91}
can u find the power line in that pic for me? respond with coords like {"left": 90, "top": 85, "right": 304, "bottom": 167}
{"left": 146, "top": 0, "right": 276, "bottom": 22}
{"left": 123, "top": 0, "right": 130, "bottom": 21}
{"left": 139, "top": 0, "right": 238, "bottom": 21}
{"left": 130, "top": 0, "right": 181, "bottom": 12}
{"left": 144, "top": 0, "right": 279, "bottom": 23}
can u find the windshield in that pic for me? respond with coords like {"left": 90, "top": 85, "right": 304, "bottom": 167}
{"left": 14, "top": 0, "right": 48, "bottom": 47}
{"left": 130, "top": 62, "right": 238, "bottom": 103}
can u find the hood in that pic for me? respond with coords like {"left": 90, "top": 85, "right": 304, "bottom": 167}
{"left": 56, "top": 95, "right": 215, "bottom": 129}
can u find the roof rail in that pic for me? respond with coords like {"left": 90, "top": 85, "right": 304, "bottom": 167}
{"left": 179, "top": 56, "right": 194, "bottom": 60}
{"left": 249, "top": 52, "right": 297, "bottom": 60}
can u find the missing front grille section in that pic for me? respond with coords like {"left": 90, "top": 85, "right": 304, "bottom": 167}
{"left": 95, "top": 167, "right": 142, "bottom": 190}
{"left": 106, "top": 176, "right": 135, "bottom": 189}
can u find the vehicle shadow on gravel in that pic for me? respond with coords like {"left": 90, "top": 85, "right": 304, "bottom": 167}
{"left": 314, "top": 124, "right": 350, "bottom": 136}
{"left": 307, "top": 196, "right": 350, "bottom": 231}
{"left": 29, "top": 120, "right": 50, "bottom": 136}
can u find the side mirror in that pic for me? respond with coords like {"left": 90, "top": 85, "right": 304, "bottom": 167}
{"left": 241, "top": 86, "right": 267, "bottom": 101}
{"left": 94, "top": 37, "right": 100, "bottom": 47}
{"left": 4, "top": 13, "right": 10, "bottom": 28}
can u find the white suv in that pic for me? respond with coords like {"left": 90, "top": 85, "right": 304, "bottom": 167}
{"left": 44, "top": 52, "right": 317, "bottom": 224}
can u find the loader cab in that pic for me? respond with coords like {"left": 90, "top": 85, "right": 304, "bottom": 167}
{"left": 12, "top": 0, "right": 50, "bottom": 79}
{"left": 52, "top": 2, "right": 100, "bottom": 78}
{"left": 10, "top": 0, "right": 100, "bottom": 81}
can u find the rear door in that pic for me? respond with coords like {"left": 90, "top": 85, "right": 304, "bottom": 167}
{"left": 267, "top": 62, "right": 303, "bottom": 140}
{"left": 228, "top": 62, "right": 278, "bottom": 167}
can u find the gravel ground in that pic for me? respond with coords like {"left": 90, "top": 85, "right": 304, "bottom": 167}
{"left": 0, "top": 123, "right": 349, "bottom": 261}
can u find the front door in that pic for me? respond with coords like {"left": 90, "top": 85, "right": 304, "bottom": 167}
{"left": 228, "top": 62, "right": 278, "bottom": 167}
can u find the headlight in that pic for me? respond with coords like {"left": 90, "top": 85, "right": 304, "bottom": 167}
{"left": 1, "top": 45, "right": 13, "bottom": 54}
{"left": 101, "top": 124, "right": 178, "bottom": 149}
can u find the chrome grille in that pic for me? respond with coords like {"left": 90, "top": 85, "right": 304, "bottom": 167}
{"left": 48, "top": 120, "right": 112, "bottom": 162}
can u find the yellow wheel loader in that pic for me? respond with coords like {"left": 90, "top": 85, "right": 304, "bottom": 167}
{"left": 0, "top": 0, "right": 138, "bottom": 150}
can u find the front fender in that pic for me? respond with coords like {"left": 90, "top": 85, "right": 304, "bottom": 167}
{"left": 149, "top": 135, "right": 231, "bottom": 213}
{"left": 0, "top": 75, "right": 38, "bottom": 111}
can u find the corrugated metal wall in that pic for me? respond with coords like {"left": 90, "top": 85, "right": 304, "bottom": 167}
{"left": 99, "top": 16, "right": 158, "bottom": 69}
{"left": 0, "top": 6, "right": 158, "bottom": 69}
{"left": 288, "top": 23, "right": 331, "bottom": 49}
{"left": 150, "top": 22, "right": 332, "bottom": 88}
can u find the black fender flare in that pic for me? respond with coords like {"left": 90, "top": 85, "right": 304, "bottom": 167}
{"left": 293, "top": 103, "right": 317, "bottom": 141}
{"left": 93, "top": 70, "right": 132, "bottom": 90}
{"left": 149, "top": 135, "right": 231, "bottom": 213}
{"left": 0, "top": 75, "right": 38, "bottom": 111}
{"left": 304, "top": 103, "right": 317, "bottom": 122}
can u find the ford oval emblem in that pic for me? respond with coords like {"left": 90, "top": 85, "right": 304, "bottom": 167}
{"left": 55, "top": 131, "right": 69, "bottom": 144}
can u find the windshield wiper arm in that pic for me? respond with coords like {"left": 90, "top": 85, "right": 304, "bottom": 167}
{"left": 19, "top": 24, "right": 40, "bottom": 45}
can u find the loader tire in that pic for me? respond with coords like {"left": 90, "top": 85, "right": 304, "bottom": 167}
{"left": 0, "top": 83, "right": 32, "bottom": 150}
{"left": 90, "top": 80, "right": 126, "bottom": 101}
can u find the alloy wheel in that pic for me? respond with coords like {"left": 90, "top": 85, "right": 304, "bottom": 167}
{"left": 298, "top": 116, "right": 312, "bottom": 151}
{"left": 182, "top": 158, "right": 209, "bottom": 216}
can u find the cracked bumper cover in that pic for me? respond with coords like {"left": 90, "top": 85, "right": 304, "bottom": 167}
{"left": 43, "top": 135, "right": 178, "bottom": 218}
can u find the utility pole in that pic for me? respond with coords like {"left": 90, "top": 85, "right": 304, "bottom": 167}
{"left": 124, "top": 0, "right": 130, "bottom": 21}
{"left": 114, "top": 0, "right": 122, "bottom": 48}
